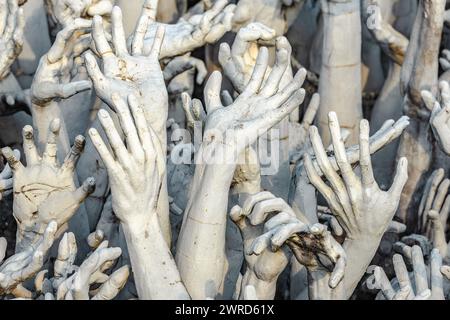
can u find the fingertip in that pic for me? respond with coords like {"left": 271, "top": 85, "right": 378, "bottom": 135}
{"left": 50, "top": 118, "right": 61, "bottom": 133}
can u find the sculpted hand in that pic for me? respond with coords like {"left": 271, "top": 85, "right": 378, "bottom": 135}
{"left": 422, "top": 81, "right": 450, "bottom": 156}
{"left": 31, "top": 19, "right": 92, "bottom": 107}
{"left": 142, "top": 0, "right": 235, "bottom": 59}
{"left": 198, "top": 46, "right": 306, "bottom": 165}
{"left": 1, "top": 120, "right": 95, "bottom": 252}
{"left": 85, "top": 6, "right": 168, "bottom": 142}
{"left": 218, "top": 22, "right": 276, "bottom": 93}
{"left": 368, "top": 247, "right": 445, "bottom": 300}
{"left": 88, "top": 94, "right": 165, "bottom": 227}
{"left": 304, "top": 113, "right": 409, "bottom": 240}
{"left": 46, "top": 0, "right": 114, "bottom": 28}
{"left": 0, "top": 221, "right": 57, "bottom": 298}
{"left": 0, "top": 0, "right": 24, "bottom": 80}
{"left": 55, "top": 240, "right": 127, "bottom": 300}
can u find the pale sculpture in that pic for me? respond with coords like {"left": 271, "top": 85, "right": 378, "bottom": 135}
{"left": 0, "top": 0, "right": 449, "bottom": 302}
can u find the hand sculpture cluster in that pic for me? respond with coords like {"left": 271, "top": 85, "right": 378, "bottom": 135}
{"left": 0, "top": 0, "right": 449, "bottom": 303}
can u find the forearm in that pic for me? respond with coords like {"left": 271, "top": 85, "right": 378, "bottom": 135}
{"left": 308, "top": 269, "right": 345, "bottom": 300}
{"left": 318, "top": 0, "right": 362, "bottom": 145}
{"left": 240, "top": 269, "right": 277, "bottom": 300}
{"left": 122, "top": 215, "right": 190, "bottom": 300}
{"left": 175, "top": 163, "right": 235, "bottom": 299}
{"left": 408, "top": 0, "right": 445, "bottom": 105}
{"left": 342, "top": 235, "right": 381, "bottom": 298}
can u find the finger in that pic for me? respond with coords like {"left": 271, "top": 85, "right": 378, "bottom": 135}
{"left": 422, "top": 169, "right": 445, "bottom": 231}
{"left": 181, "top": 92, "right": 196, "bottom": 129}
{"left": 91, "top": 265, "right": 129, "bottom": 300}
{"left": 373, "top": 266, "right": 395, "bottom": 300}
{"left": 329, "top": 112, "right": 359, "bottom": 188}
{"left": 270, "top": 221, "right": 308, "bottom": 249}
{"left": 1, "top": 147, "right": 23, "bottom": 173}
{"left": 418, "top": 169, "right": 441, "bottom": 230}
{"left": 88, "top": 128, "right": 117, "bottom": 172}
{"left": 439, "top": 58, "right": 450, "bottom": 71}
{"left": 2, "top": 0, "right": 18, "bottom": 42}
{"left": 54, "top": 232, "right": 77, "bottom": 278}
{"left": 263, "top": 69, "right": 306, "bottom": 111}
{"left": 430, "top": 248, "right": 445, "bottom": 300}
{"left": 432, "top": 178, "right": 449, "bottom": 212}
{"left": 439, "top": 194, "right": 450, "bottom": 227}
{"left": 439, "top": 81, "right": 450, "bottom": 110}
{"left": 42, "top": 119, "right": 61, "bottom": 166}
{"left": 393, "top": 242, "right": 413, "bottom": 264}
{"left": 309, "top": 126, "right": 349, "bottom": 208}
{"left": 386, "top": 221, "right": 407, "bottom": 234}
{"left": 22, "top": 125, "right": 40, "bottom": 165}
{"left": 428, "top": 210, "right": 448, "bottom": 256}
{"left": 302, "top": 93, "right": 320, "bottom": 131}
{"left": 132, "top": 0, "right": 158, "bottom": 56}
{"left": 148, "top": 25, "right": 165, "bottom": 60}
{"left": 112, "top": 93, "right": 144, "bottom": 162}
{"left": 192, "top": 98, "right": 206, "bottom": 121}
{"left": 0, "top": 237, "right": 6, "bottom": 264}
{"left": 249, "top": 228, "right": 278, "bottom": 255}
{"left": 53, "top": 81, "right": 92, "bottom": 99}
{"left": 111, "top": 7, "right": 128, "bottom": 56}
{"left": 0, "top": 0, "right": 7, "bottom": 36}
{"left": 204, "top": 71, "right": 223, "bottom": 114}
{"left": 264, "top": 212, "right": 298, "bottom": 231}
{"left": 87, "top": 0, "right": 114, "bottom": 17}
{"left": 329, "top": 254, "right": 346, "bottom": 288}
{"left": 98, "top": 109, "right": 130, "bottom": 169}
{"left": 84, "top": 52, "right": 108, "bottom": 95}
{"left": 421, "top": 90, "right": 438, "bottom": 112}
{"left": 221, "top": 90, "right": 233, "bottom": 106}
{"left": 72, "top": 177, "right": 96, "bottom": 204}
{"left": 47, "top": 19, "right": 92, "bottom": 63}
{"left": 92, "top": 15, "right": 114, "bottom": 61}
{"left": 38, "top": 220, "right": 58, "bottom": 253}
{"left": 232, "top": 22, "right": 276, "bottom": 57}
{"left": 87, "top": 230, "right": 105, "bottom": 249}
{"left": 388, "top": 157, "right": 408, "bottom": 201}
{"left": 441, "top": 266, "right": 450, "bottom": 280}
{"left": 259, "top": 38, "right": 290, "bottom": 97}
{"left": 249, "top": 198, "right": 295, "bottom": 226}
{"left": 304, "top": 153, "right": 345, "bottom": 217}
{"left": 359, "top": 119, "right": 375, "bottom": 187}
{"left": 392, "top": 254, "right": 412, "bottom": 295}
{"left": 239, "top": 47, "right": 269, "bottom": 99}
{"left": 241, "top": 191, "right": 276, "bottom": 217}
{"left": 127, "top": 94, "right": 154, "bottom": 163}
{"left": 412, "top": 245, "right": 429, "bottom": 294}
{"left": 61, "top": 135, "right": 85, "bottom": 174}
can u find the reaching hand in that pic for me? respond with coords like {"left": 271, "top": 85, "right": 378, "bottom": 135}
{"left": 0, "top": 221, "right": 57, "bottom": 298}
{"left": 31, "top": 18, "right": 92, "bottom": 107}
{"left": 89, "top": 94, "right": 164, "bottom": 227}
{"left": 218, "top": 22, "right": 276, "bottom": 93}
{"left": 198, "top": 45, "right": 306, "bottom": 165}
{"left": 367, "top": 247, "right": 445, "bottom": 300}
{"left": 85, "top": 6, "right": 168, "bottom": 142}
{"left": 142, "top": 0, "right": 235, "bottom": 59}
{"left": 1, "top": 120, "right": 95, "bottom": 251}
{"left": 422, "top": 81, "right": 450, "bottom": 156}
{"left": 55, "top": 239, "right": 127, "bottom": 300}
{"left": 304, "top": 112, "right": 408, "bottom": 240}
